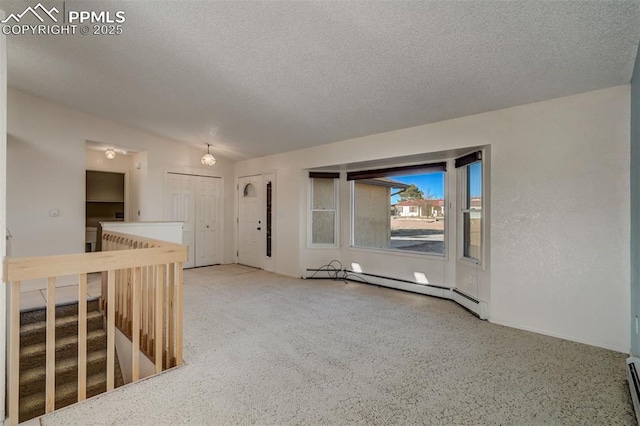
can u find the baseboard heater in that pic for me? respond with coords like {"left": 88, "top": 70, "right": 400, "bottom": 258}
{"left": 450, "top": 288, "right": 489, "bottom": 319}
{"left": 627, "top": 357, "right": 640, "bottom": 423}
{"left": 304, "top": 268, "right": 488, "bottom": 319}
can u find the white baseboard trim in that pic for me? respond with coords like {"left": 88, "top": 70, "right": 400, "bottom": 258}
{"left": 304, "top": 269, "right": 489, "bottom": 319}
{"left": 351, "top": 273, "right": 448, "bottom": 299}
{"left": 489, "top": 317, "right": 629, "bottom": 354}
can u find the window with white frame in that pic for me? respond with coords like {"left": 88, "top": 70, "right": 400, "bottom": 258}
{"left": 348, "top": 163, "right": 447, "bottom": 255}
{"left": 309, "top": 173, "right": 338, "bottom": 246}
{"left": 456, "top": 151, "right": 483, "bottom": 261}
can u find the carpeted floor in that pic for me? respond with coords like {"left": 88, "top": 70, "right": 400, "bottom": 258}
{"left": 40, "top": 264, "right": 635, "bottom": 425}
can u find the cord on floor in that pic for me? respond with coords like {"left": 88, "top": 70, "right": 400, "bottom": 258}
{"left": 309, "top": 260, "right": 370, "bottom": 284}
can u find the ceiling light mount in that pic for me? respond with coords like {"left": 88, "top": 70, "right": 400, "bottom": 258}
{"left": 105, "top": 149, "right": 116, "bottom": 160}
{"left": 201, "top": 144, "right": 216, "bottom": 166}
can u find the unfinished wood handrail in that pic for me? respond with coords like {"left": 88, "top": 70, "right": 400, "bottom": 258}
{"left": 3, "top": 230, "right": 187, "bottom": 425}
{"left": 100, "top": 231, "right": 186, "bottom": 370}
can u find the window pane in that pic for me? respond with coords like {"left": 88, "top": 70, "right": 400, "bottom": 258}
{"left": 312, "top": 211, "right": 335, "bottom": 244}
{"left": 354, "top": 182, "right": 391, "bottom": 248}
{"left": 463, "top": 160, "right": 482, "bottom": 260}
{"left": 467, "top": 161, "right": 482, "bottom": 209}
{"left": 463, "top": 211, "right": 481, "bottom": 260}
{"left": 312, "top": 178, "right": 335, "bottom": 209}
{"left": 353, "top": 172, "right": 445, "bottom": 255}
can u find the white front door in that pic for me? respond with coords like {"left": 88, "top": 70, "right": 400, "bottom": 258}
{"left": 195, "top": 176, "right": 222, "bottom": 267}
{"left": 238, "top": 175, "right": 263, "bottom": 268}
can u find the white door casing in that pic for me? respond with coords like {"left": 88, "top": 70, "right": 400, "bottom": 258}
{"left": 238, "top": 175, "right": 263, "bottom": 268}
{"left": 263, "top": 172, "right": 276, "bottom": 272}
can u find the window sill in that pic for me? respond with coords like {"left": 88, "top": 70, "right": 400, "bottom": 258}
{"left": 458, "top": 256, "right": 484, "bottom": 270}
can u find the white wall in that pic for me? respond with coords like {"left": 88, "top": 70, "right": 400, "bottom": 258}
{"left": 235, "top": 86, "right": 630, "bottom": 352}
{"left": 129, "top": 151, "right": 146, "bottom": 221}
{"left": 6, "top": 88, "right": 237, "bottom": 266}
{"left": 86, "top": 149, "right": 133, "bottom": 174}
{"left": 489, "top": 88, "right": 628, "bottom": 352}
{"left": 115, "top": 329, "right": 155, "bottom": 384}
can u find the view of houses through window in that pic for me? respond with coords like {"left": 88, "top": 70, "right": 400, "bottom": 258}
{"left": 353, "top": 170, "right": 446, "bottom": 255}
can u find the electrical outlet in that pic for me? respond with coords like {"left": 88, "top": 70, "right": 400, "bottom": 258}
{"left": 49, "top": 209, "right": 59, "bottom": 217}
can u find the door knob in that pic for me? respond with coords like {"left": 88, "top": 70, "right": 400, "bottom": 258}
{"left": 257, "top": 227, "right": 261, "bottom": 231}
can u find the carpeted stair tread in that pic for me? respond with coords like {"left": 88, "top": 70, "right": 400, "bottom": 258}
{"left": 20, "top": 349, "right": 108, "bottom": 397}
{"left": 20, "top": 310, "right": 104, "bottom": 347}
{"left": 20, "top": 298, "right": 101, "bottom": 326}
{"left": 18, "top": 297, "right": 126, "bottom": 423}
{"left": 20, "top": 329, "right": 106, "bottom": 372}
{"left": 19, "top": 370, "right": 118, "bottom": 423}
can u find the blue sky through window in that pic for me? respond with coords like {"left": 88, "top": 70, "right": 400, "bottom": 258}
{"left": 468, "top": 162, "right": 482, "bottom": 197}
{"left": 389, "top": 163, "right": 481, "bottom": 204}
{"left": 391, "top": 173, "right": 444, "bottom": 203}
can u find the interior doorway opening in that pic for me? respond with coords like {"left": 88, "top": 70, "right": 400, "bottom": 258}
{"left": 86, "top": 170, "right": 126, "bottom": 252}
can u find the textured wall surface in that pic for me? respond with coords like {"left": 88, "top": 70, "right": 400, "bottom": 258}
{"left": 489, "top": 87, "right": 630, "bottom": 352}
{"left": 631, "top": 42, "right": 640, "bottom": 357}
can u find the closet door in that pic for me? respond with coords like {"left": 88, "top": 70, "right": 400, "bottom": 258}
{"left": 164, "top": 173, "right": 195, "bottom": 268}
{"left": 194, "top": 176, "right": 222, "bottom": 267}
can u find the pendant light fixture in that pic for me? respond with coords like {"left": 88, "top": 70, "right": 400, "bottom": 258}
{"left": 201, "top": 144, "right": 216, "bottom": 166}
{"left": 105, "top": 148, "right": 116, "bottom": 160}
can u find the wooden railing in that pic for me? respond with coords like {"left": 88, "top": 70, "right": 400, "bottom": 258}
{"left": 101, "top": 231, "right": 185, "bottom": 371}
{"left": 2, "top": 231, "right": 187, "bottom": 425}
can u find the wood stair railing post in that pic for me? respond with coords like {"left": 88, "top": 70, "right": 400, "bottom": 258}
{"left": 154, "top": 264, "right": 165, "bottom": 373}
{"left": 176, "top": 262, "right": 184, "bottom": 366}
{"left": 45, "top": 277, "right": 56, "bottom": 413}
{"left": 146, "top": 266, "right": 155, "bottom": 356}
{"left": 8, "top": 281, "right": 20, "bottom": 426}
{"left": 78, "top": 273, "right": 88, "bottom": 401}
{"left": 132, "top": 267, "right": 141, "bottom": 381}
{"left": 107, "top": 269, "right": 116, "bottom": 391}
{"left": 168, "top": 262, "right": 176, "bottom": 368}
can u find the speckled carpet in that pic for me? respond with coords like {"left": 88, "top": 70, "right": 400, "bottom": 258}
{"left": 40, "top": 264, "right": 635, "bottom": 425}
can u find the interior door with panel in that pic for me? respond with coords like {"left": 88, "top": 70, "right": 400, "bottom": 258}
{"left": 238, "top": 175, "right": 263, "bottom": 268}
{"left": 195, "top": 176, "right": 223, "bottom": 267}
{"left": 165, "top": 173, "right": 195, "bottom": 268}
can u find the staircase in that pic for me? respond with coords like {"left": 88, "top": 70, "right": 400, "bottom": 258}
{"left": 18, "top": 299, "right": 124, "bottom": 423}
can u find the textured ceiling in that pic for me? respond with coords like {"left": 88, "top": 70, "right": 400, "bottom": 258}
{"left": 3, "top": 1, "right": 640, "bottom": 160}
